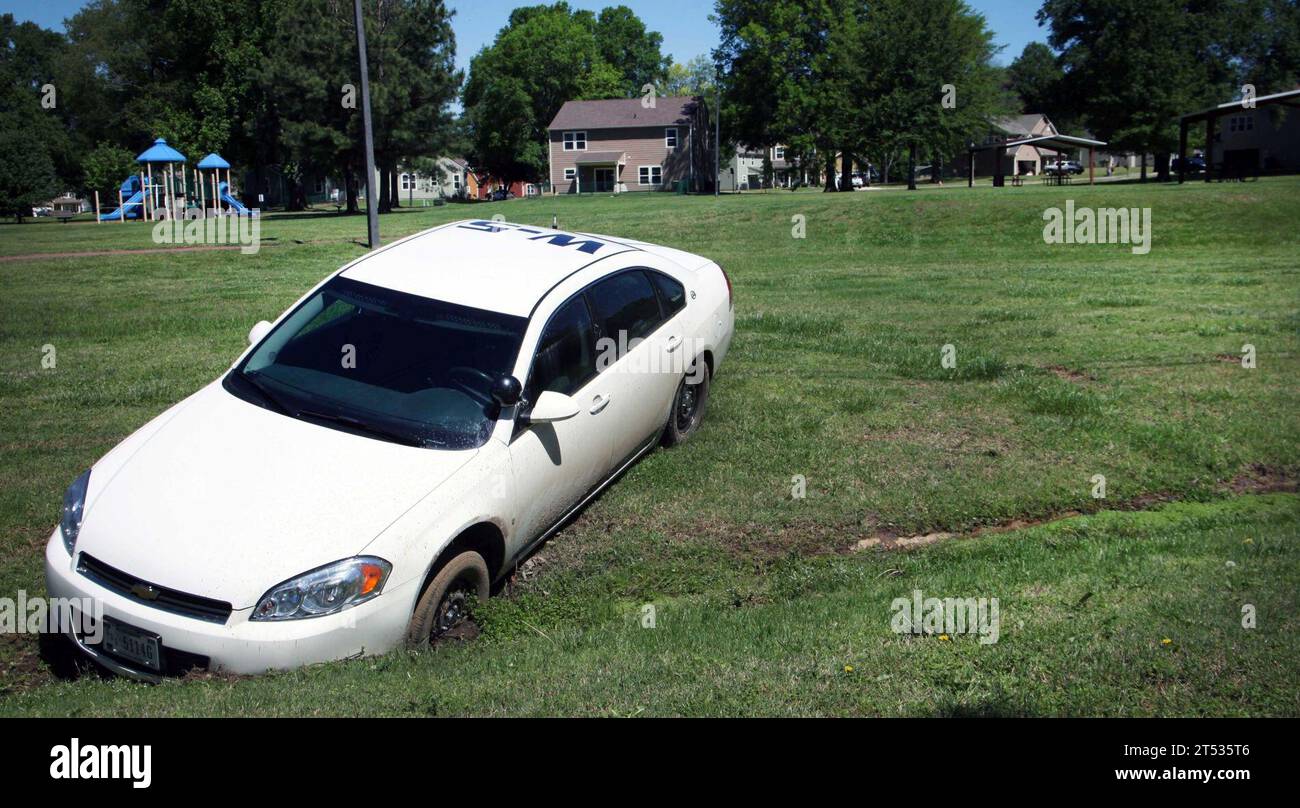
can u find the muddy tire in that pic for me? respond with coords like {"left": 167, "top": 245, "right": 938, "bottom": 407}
{"left": 406, "top": 551, "right": 490, "bottom": 648}
{"left": 662, "top": 360, "right": 711, "bottom": 447}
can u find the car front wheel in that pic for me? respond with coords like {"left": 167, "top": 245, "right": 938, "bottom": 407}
{"left": 406, "top": 550, "right": 490, "bottom": 647}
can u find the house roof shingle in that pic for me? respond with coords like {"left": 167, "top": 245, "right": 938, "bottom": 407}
{"left": 548, "top": 96, "right": 703, "bottom": 131}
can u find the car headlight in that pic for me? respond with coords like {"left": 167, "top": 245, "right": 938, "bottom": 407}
{"left": 251, "top": 557, "right": 392, "bottom": 621}
{"left": 60, "top": 469, "right": 91, "bottom": 556}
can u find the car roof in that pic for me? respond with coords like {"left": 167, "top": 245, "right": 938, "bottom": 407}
{"left": 340, "top": 220, "right": 643, "bottom": 317}
{"left": 340, "top": 219, "right": 708, "bottom": 317}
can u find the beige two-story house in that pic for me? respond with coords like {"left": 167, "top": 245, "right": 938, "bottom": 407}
{"left": 547, "top": 96, "right": 713, "bottom": 194}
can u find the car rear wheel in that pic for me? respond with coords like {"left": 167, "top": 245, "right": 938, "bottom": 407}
{"left": 662, "top": 361, "right": 711, "bottom": 447}
{"left": 406, "top": 550, "right": 490, "bottom": 648}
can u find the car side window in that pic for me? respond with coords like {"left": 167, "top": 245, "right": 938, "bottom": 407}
{"left": 587, "top": 271, "right": 663, "bottom": 357}
{"left": 525, "top": 296, "right": 598, "bottom": 405}
{"left": 648, "top": 271, "right": 686, "bottom": 316}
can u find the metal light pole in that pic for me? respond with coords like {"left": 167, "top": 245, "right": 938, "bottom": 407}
{"left": 354, "top": 0, "right": 380, "bottom": 248}
{"left": 714, "top": 77, "right": 720, "bottom": 196}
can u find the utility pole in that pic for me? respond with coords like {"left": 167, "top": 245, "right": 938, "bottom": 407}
{"left": 354, "top": 0, "right": 380, "bottom": 248}
{"left": 714, "top": 75, "right": 720, "bottom": 196}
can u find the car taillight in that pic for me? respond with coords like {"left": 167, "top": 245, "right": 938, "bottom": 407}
{"left": 720, "top": 265, "right": 733, "bottom": 309}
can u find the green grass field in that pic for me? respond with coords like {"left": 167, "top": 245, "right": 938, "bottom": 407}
{"left": 1, "top": 179, "right": 1296, "bottom": 715}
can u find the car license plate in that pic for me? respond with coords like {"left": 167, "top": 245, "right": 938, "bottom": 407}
{"left": 100, "top": 619, "right": 162, "bottom": 672}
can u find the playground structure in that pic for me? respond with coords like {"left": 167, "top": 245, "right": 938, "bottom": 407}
{"left": 97, "top": 139, "right": 255, "bottom": 222}
{"left": 197, "top": 153, "right": 251, "bottom": 215}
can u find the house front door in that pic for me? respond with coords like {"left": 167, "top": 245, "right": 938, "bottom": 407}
{"left": 593, "top": 167, "right": 615, "bottom": 192}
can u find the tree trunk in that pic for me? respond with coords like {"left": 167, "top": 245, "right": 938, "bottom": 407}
{"left": 1140, "top": 154, "right": 1148, "bottom": 182}
{"left": 287, "top": 174, "right": 306, "bottom": 212}
{"left": 1155, "top": 152, "right": 1171, "bottom": 182}
{"left": 839, "top": 150, "right": 853, "bottom": 191}
{"left": 378, "top": 160, "right": 393, "bottom": 213}
{"left": 389, "top": 168, "right": 400, "bottom": 208}
{"left": 823, "top": 151, "right": 837, "bottom": 191}
{"left": 344, "top": 160, "right": 359, "bottom": 214}
{"left": 931, "top": 153, "right": 943, "bottom": 184}
{"left": 907, "top": 144, "right": 918, "bottom": 191}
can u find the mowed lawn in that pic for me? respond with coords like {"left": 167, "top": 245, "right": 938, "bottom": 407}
{"left": 0, "top": 179, "right": 1296, "bottom": 715}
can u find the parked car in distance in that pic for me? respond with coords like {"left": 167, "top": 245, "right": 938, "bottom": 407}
{"left": 850, "top": 168, "right": 879, "bottom": 187}
{"left": 46, "top": 219, "right": 735, "bottom": 679}
{"left": 1171, "top": 155, "right": 1207, "bottom": 173}
{"left": 1045, "top": 159, "right": 1085, "bottom": 175}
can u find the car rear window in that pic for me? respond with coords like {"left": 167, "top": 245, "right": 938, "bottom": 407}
{"left": 649, "top": 271, "right": 686, "bottom": 316}
{"left": 588, "top": 271, "right": 662, "bottom": 346}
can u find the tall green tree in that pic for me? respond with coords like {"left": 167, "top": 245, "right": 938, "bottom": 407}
{"left": 0, "top": 13, "right": 75, "bottom": 190}
{"left": 1038, "top": 0, "right": 1240, "bottom": 180}
{"left": 854, "top": 0, "right": 1006, "bottom": 189}
{"left": 595, "top": 6, "right": 671, "bottom": 96}
{"left": 462, "top": 2, "right": 663, "bottom": 183}
{"left": 0, "top": 129, "right": 58, "bottom": 222}
{"left": 81, "top": 142, "right": 137, "bottom": 200}
{"left": 714, "top": 0, "right": 854, "bottom": 191}
{"left": 663, "top": 55, "right": 717, "bottom": 97}
{"left": 1003, "top": 40, "right": 1066, "bottom": 127}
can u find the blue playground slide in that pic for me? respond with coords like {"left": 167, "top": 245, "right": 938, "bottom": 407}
{"left": 218, "top": 181, "right": 254, "bottom": 215}
{"left": 99, "top": 176, "right": 144, "bottom": 221}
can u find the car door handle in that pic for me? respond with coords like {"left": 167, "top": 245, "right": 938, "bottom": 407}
{"left": 590, "top": 393, "right": 611, "bottom": 414}
{"left": 666, "top": 335, "right": 683, "bottom": 353}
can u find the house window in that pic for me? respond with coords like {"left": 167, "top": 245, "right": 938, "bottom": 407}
{"left": 564, "top": 167, "right": 576, "bottom": 181}
{"left": 774, "top": 146, "right": 785, "bottom": 160}
{"left": 1228, "top": 114, "right": 1254, "bottom": 133}
{"left": 563, "top": 131, "right": 587, "bottom": 151}
{"left": 452, "top": 173, "right": 461, "bottom": 190}
{"left": 665, "top": 128, "right": 678, "bottom": 148}
{"left": 638, "top": 165, "right": 662, "bottom": 186}
{"left": 313, "top": 178, "right": 325, "bottom": 194}
{"left": 400, "top": 173, "right": 412, "bottom": 191}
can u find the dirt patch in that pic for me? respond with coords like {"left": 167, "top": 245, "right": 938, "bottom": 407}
{"left": 0, "top": 633, "right": 55, "bottom": 695}
{"left": 1045, "top": 365, "right": 1095, "bottom": 383}
{"left": 851, "top": 467, "right": 1295, "bottom": 554}
{"left": 1214, "top": 353, "right": 1244, "bottom": 364}
{"left": 1226, "top": 464, "right": 1297, "bottom": 495}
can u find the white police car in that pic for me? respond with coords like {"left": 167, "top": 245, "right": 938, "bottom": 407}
{"left": 45, "top": 220, "right": 734, "bottom": 678}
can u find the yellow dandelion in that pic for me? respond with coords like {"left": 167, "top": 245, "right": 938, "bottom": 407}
{"left": 938, "top": 634, "right": 951, "bottom": 641}
{"left": 1243, "top": 538, "right": 1254, "bottom": 545}
{"left": 1161, "top": 638, "right": 1173, "bottom": 645}
{"left": 844, "top": 665, "right": 854, "bottom": 673}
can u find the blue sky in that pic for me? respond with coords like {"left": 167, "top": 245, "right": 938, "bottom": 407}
{"left": 8, "top": 0, "right": 1048, "bottom": 71}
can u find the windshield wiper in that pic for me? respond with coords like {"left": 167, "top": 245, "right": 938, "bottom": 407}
{"left": 238, "top": 372, "right": 293, "bottom": 415}
{"left": 296, "top": 409, "right": 428, "bottom": 448}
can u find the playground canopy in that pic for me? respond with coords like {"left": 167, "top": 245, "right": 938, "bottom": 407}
{"left": 137, "top": 138, "right": 187, "bottom": 163}
{"left": 197, "top": 153, "right": 231, "bottom": 170}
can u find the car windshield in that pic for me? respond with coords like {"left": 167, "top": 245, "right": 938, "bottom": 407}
{"left": 225, "top": 276, "right": 526, "bottom": 450}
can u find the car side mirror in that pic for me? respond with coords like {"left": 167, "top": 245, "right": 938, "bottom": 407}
{"left": 248, "top": 320, "right": 272, "bottom": 346}
{"left": 491, "top": 375, "right": 523, "bottom": 408}
{"left": 526, "top": 391, "right": 579, "bottom": 424}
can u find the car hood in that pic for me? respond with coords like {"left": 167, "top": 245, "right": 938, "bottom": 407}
{"left": 76, "top": 381, "right": 476, "bottom": 609}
